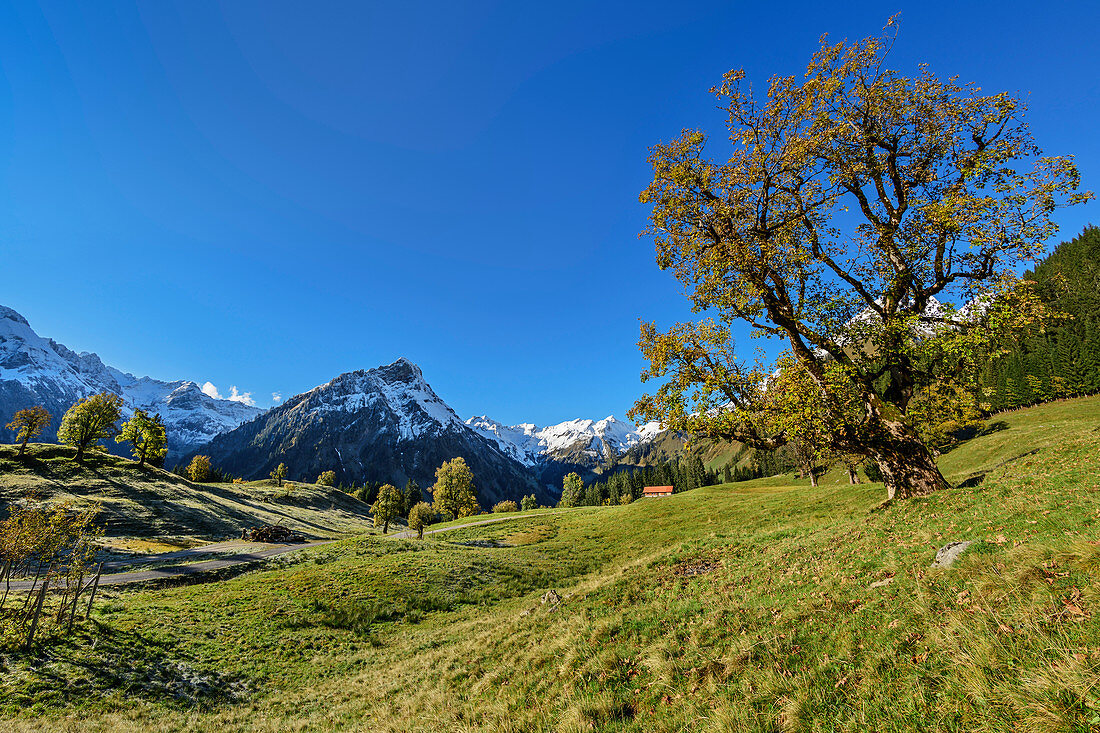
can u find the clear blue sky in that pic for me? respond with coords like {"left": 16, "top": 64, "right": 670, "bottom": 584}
{"left": 1, "top": 1, "right": 1097, "bottom": 425}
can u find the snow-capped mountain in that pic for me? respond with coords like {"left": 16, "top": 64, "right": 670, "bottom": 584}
{"left": 466, "top": 414, "right": 664, "bottom": 468}
{"left": 190, "top": 359, "right": 545, "bottom": 506}
{"left": 0, "top": 305, "right": 263, "bottom": 459}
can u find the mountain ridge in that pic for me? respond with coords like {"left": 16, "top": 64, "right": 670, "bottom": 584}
{"left": 0, "top": 305, "right": 264, "bottom": 459}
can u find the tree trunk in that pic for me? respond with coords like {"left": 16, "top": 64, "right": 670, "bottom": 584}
{"left": 808, "top": 470, "right": 819, "bottom": 487}
{"left": 868, "top": 431, "right": 950, "bottom": 500}
{"left": 847, "top": 466, "right": 859, "bottom": 484}
{"left": 18, "top": 438, "right": 28, "bottom": 457}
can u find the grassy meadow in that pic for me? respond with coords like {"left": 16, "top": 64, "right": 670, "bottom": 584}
{"left": 0, "top": 445, "right": 376, "bottom": 545}
{"left": 2, "top": 396, "right": 1100, "bottom": 731}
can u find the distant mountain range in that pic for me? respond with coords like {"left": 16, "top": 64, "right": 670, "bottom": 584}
{"left": 0, "top": 306, "right": 263, "bottom": 459}
{"left": 1, "top": 303, "right": 672, "bottom": 505}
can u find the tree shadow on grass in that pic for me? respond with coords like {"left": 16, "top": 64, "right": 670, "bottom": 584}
{"left": 3, "top": 620, "right": 247, "bottom": 712}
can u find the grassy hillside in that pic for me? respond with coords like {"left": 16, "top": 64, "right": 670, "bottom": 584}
{"left": 2, "top": 396, "right": 1100, "bottom": 731}
{"left": 0, "top": 444, "right": 376, "bottom": 545}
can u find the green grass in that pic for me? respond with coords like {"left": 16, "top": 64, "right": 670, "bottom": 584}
{"left": 0, "top": 443, "right": 377, "bottom": 542}
{"left": 2, "top": 396, "right": 1100, "bottom": 731}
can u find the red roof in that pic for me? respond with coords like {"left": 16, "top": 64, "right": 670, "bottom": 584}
{"left": 642, "top": 485, "right": 674, "bottom": 495}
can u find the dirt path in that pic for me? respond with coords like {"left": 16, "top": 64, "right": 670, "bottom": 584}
{"left": 388, "top": 510, "right": 566, "bottom": 540}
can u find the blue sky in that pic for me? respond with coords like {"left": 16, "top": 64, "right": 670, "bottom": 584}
{"left": 1, "top": 1, "right": 1097, "bottom": 425}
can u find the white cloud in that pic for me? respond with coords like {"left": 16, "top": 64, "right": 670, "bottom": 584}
{"left": 227, "top": 386, "right": 256, "bottom": 406}
{"left": 272, "top": 392, "right": 282, "bottom": 403}
{"left": 201, "top": 381, "right": 256, "bottom": 406}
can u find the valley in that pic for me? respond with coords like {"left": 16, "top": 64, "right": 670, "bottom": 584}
{"left": 1, "top": 396, "right": 1098, "bottom": 731}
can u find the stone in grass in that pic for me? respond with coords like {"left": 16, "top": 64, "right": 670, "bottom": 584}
{"left": 932, "top": 541, "right": 973, "bottom": 569}
{"left": 868, "top": 577, "right": 894, "bottom": 589}
{"left": 520, "top": 589, "right": 563, "bottom": 617}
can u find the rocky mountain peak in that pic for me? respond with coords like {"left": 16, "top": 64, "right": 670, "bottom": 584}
{"left": 0, "top": 304, "right": 264, "bottom": 459}
{"left": 0, "top": 306, "right": 30, "bottom": 327}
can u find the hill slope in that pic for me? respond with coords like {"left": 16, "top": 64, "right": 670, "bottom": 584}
{"left": 3, "top": 395, "right": 1100, "bottom": 731}
{"left": 0, "top": 444, "right": 374, "bottom": 542}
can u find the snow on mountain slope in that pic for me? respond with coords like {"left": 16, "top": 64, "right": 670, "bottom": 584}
{"left": 0, "top": 305, "right": 263, "bottom": 458}
{"left": 301, "top": 358, "right": 467, "bottom": 440}
{"left": 465, "top": 413, "right": 664, "bottom": 466}
{"left": 193, "top": 358, "right": 544, "bottom": 505}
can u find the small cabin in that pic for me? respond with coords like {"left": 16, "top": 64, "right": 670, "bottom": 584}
{"left": 642, "top": 485, "right": 674, "bottom": 498}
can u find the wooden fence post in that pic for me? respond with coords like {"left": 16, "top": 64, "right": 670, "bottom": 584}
{"left": 23, "top": 574, "right": 50, "bottom": 651}
{"left": 84, "top": 563, "right": 103, "bottom": 621}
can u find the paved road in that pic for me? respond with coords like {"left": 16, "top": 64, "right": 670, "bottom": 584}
{"left": 3, "top": 511, "right": 567, "bottom": 591}
{"left": 3, "top": 540, "right": 336, "bottom": 591}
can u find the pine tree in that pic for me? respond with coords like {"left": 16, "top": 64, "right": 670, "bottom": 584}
{"left": 404, "top": 479, "right": 423, "bottom": 517}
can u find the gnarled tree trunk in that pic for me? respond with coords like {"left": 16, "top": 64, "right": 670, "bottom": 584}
{"left": 866, "top": 421, "right": 950, "bottom": 500}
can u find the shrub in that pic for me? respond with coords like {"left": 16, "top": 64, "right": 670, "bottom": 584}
{"left": 520, "top": 494, "right": 538, "bottom": 511}
{"left": 317, "top": 470, "right": 336, "bottom": 487}
{"left": 492, "top": 500, "right": 519, "bottom": 513}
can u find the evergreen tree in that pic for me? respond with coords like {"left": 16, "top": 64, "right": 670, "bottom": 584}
{"left": 404, "top": 479, "right": 423, "bottom": 517}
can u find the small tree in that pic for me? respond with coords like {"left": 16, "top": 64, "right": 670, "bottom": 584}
{"left": 6, "top": 406, "right": 51, "bottom": 457}
{"left": 371, "top": 483, "right": 402, "bottom": 534}
{"left": 115, "top": 410, "right": 167, "bottom": 467}
{"left": 187, "top": 455, "right": 212, "bottom": 482}
{"left": 841, "top": 454, "right": 863, "bottom": 485}
{"left": 520, "top": 494, "right": 538, "bottom": 512}
{"left": 316, "top": 470, "right": 337, "bottom": 487}
{"left": 558, "top": 472, "right": 584, "bottom": 508}
{"left": 407, "top": 501, "right": 434, "bottom": 540}
{"left": 57, "top": 393, "right": 123, "bottom": 461}
{"left": 492, "top": 500, "right": 519, "bottom": 513}
{"left": 431, "top": 457, "right": 480, "bottom": 520}
{"left": 270, "top": 463, "right": 288, "bottom": 487}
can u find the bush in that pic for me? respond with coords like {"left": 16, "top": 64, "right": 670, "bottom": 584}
{"left": 863, "top": 459, "right": 883, "bottom": 483}
{"left": 492, "top": 500, "right": 519, "bottom": 513}
{"left": 317, "top": 470, "right": 336, "bottom": 487}
{"left": 520, "top": 494, "right": 538, "bottom": 511}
